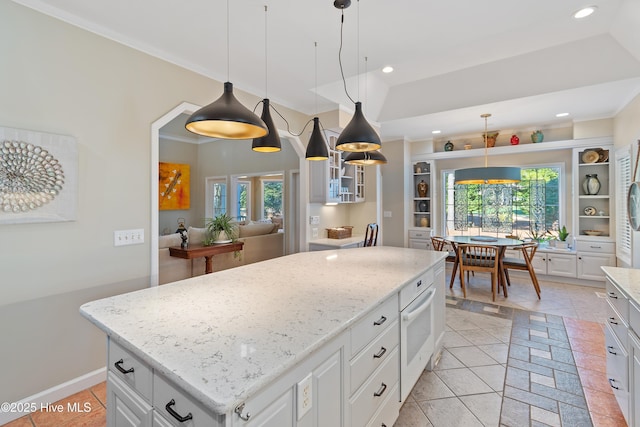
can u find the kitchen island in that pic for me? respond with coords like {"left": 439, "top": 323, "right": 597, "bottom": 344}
{"left": 81, "top": 246, "right": 446, "bottom": 426}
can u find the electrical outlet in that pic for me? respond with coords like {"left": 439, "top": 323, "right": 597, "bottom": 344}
{"left": 310, "top": 215, "right": 320, "bottom": 225}
{"left": 297, "top": 373, "right": 313, "bottom": 420}
{"left": 114, "top": 229, "right": 145, "bottom": 246}
{"left": 312, "top": 228, "right": 318, "bottom": 238}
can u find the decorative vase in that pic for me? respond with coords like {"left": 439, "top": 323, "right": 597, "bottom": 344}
{"left": 531, "top": 130, "right": 544, "bottom": 143}
{"left": 417, "top": 179, "right": 428, "bottom": 197}
{"left": 582, "top": 174, "right": 601, "bottom": 195}
{"left": 510, "top": 135, "right": 519, "bottom": 145}
{"left": 420, "top": 217, "right": 429, "bottom": 227}
{"left": 444, "top": 141, "right": 454, "bottom": 151}
{"left": 483, "top": 132, "right": 498, "bottom": 148}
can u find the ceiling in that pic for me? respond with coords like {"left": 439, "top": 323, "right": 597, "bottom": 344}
{"left": 13, "top": 0, "right": 640, "bottom": 142}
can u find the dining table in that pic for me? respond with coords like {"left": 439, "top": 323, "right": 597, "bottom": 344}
{"left": 444, "top": 235, "right": 524, "bottom": 297}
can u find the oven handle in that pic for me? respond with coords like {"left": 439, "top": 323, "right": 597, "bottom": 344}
{"left": 402, "top": 289, "right": 435, "bottom": 323}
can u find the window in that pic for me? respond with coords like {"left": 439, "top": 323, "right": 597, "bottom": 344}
{"left": 205, "top": 177, "right": 227, "bottom": 219}
{"left": 261, "top": 179, "right": 283, "bottom": 219}
{"left": 443, "top": 166, "right": 562, "bottom": 239}
{"left": 236, "top": 180, "right": 251, "bottom": 222}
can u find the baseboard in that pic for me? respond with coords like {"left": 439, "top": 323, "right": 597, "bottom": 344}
{"left": 0, "top": 367, "right": 106, "bottom": 425}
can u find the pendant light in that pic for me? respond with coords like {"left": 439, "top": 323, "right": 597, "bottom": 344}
{"left": 306, "top": 42, "right": 329, "bottom": 160}
{"left": 454, "top": 114, "right": 521, "bottom": 184}
{"left": 252, "top": 6, "right": 281, "bottom": 152}
{"left": 334, "top": 0, "right": 381, "bottom": 152}
{"left": 344, "top": 150, "right": 387, "bottom": 165}
{"left": 185, "top": 0, "right": 267, "bottom": 139}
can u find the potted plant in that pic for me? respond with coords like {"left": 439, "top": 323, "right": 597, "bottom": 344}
{"left": 556, "top": 225, "right": 570, "bottom": 249}
{"left": 204, "top": 213, "right": 238, "bottom": 245}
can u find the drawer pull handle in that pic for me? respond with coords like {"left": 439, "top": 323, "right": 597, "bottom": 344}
{"left": 165, "top": 399, "right": 193, "bottom": 422}
{"left": 416, "top": 279, "right": 422, "bottom": 288}
{"left": 373, "top": 315, "right": 387, "bottom": 326}
{"left": 609, "top": 317, "right": 619, "bottom": 325}
{"left": 373, "top": 347, "right": 387, "bottom": 359}
{"left": 608, "top": 378, "right": 619, "bottom": 390}
{"left": 608, "top": 292, "right": 618, "bottom": 299}
{"left": 590, "top": 246, "right": 602, "bottom": 249}
{"left": 607, "top": 346, "right": 617, "bottom": 355}
{"left": 373, "top": 382, "right": 387, "bottom": 397}
{"left": 234, "top": 403, "right": 251, "bottom": 421}
{"left": 114, "top": 359, "right": 134, "bottom": 375}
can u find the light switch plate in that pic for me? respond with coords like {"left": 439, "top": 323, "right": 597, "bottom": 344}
{"left": 114, "top": 229, "right": 145, "bottom": 246}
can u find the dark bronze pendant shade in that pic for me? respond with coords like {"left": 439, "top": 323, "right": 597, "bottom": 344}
{"left": 252, "top": 99, "right": 281, "bottom": 152}
{"left": 305, "top": 117, "right": 329, "bottom": 160}
{"left": 344, "top": 150, "right": 387, "bottom": 165}
{"left": 185, "top": 82, "right": 268, "bottom": 139}
{"left": 335, "top": 102, "right": 381, "bottom": 152}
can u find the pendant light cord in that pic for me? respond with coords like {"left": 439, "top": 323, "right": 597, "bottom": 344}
{"left": 226, "top": 0, "right": 230, "bottom": 82}
{"left": 264, "top": 5, "right": 268, "bottom": 98}
{"left": 338, "top": 9, "right": 356, "bottom": 104}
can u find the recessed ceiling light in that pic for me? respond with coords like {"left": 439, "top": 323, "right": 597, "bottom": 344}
{"left": 556, "top": 112, "right": 570, "bottom": 117}
{"left": 432, "top": 130, "right": 441, "bottom": 134}
{"left": 382, "top": 66, "right": 394, "bottom": 73}
{"left": 574, "top": 6, "right": 596, "bottom": 19}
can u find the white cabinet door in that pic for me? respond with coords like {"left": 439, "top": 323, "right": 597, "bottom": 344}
{"left": 546, "top": 253, "right": 576, "bottom": 278}
{"left": 577, "top": 252, "right": 616, "bottom": 281}
{"left": 314, "top": 350, "right": 343, "bottom": 427}
{"left": 246, "top": 389, "right": 294, "bottom": 427}
{"left": 107, "top": 372, "right": 152, "bottom": 427}
{"left": 629, "top": 331, "right": 640, "bottom": 427}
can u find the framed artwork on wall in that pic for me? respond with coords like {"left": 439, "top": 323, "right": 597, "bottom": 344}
{"left": 0, "top": 126, "right": 78, "bottom": 224}
{"left": 159, "top": 162, "right": 190, "bottom": 210}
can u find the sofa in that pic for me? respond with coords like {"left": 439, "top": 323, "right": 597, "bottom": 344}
{"left": 158, "top": 222, "right": 284, "bottom": 285}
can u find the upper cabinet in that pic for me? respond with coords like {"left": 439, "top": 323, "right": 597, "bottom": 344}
{"left": 573, "top": 145, "right": 614, "bottom": 240}
{"left": 309, "top": 131, "right": 365, "bottom": 204}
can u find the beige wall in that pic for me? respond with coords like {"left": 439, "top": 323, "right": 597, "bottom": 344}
{"left": 0, "top": 1, "right": 307, "bottom": 404}
{"left": 381, "top": 139, "right": 409, "bottom": 247}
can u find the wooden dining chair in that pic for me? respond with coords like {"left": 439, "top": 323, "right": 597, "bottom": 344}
{"left": 457, "top": 244, "right": 500, "bottom": 301}
{"left": 363, "top": 223, "right": 379, "bottom": 247}
{"left": 501, "top": 242, "right": 541, "bottom": 299}
{"left": 431, "top": 236, "right": 459, "bottom": 290}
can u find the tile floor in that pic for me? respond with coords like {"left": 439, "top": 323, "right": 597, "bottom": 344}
{"left": 2, "top": 272, "right": 623, "bottom": 427}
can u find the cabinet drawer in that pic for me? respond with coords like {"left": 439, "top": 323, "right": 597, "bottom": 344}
{"left": 408, "top": 230, "right": 430, "bottom": 240}
{"left": 605, "top": 325, "right": 629, "bottom": 420}
{"left": 350, "top": 319, "right": 399, "bottom": 395}
{"left": 606, "top": 301, "right": 628, "bottom": 350}
{"left": 606, "top": 278, "right": 629, "bottom": 322}
{"left": 351, "top": 295, "right": 398, "bottom": 357}
{"left": 108, "top": 339, "right": 153, "bottom": 402}
{"left": 153, "top": 373, "right": 222, "bottom": 427}
{"left": 575, "top": 241, "right": 615, "bottom": 253}
{"left": 349, "top": 348, "right": 399, "bottom": 427}
{"left": 399, "top": 270, "right": 434, "bottom": 311}
{"left": 409, "top": 239, "right": 430, "bottom": 250}
{"left": 365, "top": 382, "right": 400, "bottom": 427}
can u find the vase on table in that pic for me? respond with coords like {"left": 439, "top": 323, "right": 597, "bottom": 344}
{"left": 582, "top": 174, "right": 601, "bottom": 195}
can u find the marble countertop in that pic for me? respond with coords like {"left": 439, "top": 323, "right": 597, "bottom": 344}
{"left": 80, "top": 246, "right": 445, "bottom": 415}
{"left": 308, "top": 235, "right": 364, "bottom": 248}
{"left": 602, "top": 266, "right": 640, "bottom": 304}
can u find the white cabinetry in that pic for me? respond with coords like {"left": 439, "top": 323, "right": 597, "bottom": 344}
{"left": 530, "top": 250, "right": 576, "bottom": 278}
{"left": 411, "top": 161, "right": 432, "bottom": 228}
{"left": 573, "top": 146, "right": 616, "bottom": 275}
{"left": 309, "top": 131, "right": 364, "bottom": 204}
{"left": 408, "top": 229, "right": 432, "bottom": 250}
{"left": 604, "top": 277, "right": 630, "bottom": 423}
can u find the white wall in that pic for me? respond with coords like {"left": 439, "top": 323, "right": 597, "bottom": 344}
{"left": 0, "top": 1, "right": 308, "bottom": 405}
{"left": 614, "top": 92, "right": 640, "bottom": 267}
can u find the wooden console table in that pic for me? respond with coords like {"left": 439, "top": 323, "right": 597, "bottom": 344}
{"left": 169, "top": 242, "right": 244, "bottom": 274}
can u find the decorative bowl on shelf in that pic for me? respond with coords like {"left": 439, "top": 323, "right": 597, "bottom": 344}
{"left": 583, "top": 230, "right": 602, "bottom": 236}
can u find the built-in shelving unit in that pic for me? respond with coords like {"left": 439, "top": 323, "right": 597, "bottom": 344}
{"left": 309, "top": 131, "right": 365, "bottom": 204}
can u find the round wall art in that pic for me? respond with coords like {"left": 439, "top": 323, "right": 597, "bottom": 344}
{"left": 0, "top": 140, "right": 65, "bottom": 213}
